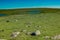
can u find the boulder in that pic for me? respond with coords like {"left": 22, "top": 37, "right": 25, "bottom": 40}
{"left": 35, "top": 30, "right": 41, "bottom": 36}
{"left": 30, "top": 30, "right": 41, "bottom": 36}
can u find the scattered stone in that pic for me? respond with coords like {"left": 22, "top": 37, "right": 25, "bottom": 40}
{"left": 45, "top": 36, "right": 50, "bottom": 38}
{"left": 51, "top": 35, "right": 60, "bottom": 40}
{"left": 30, "top": 30, "right": 41, "bottom": 36}
{"left": 21, "top": 30, "right": 27, "bottom": 33}
{"left": 15, "top": 20, "right": 18, "bottom": 22}
{"left": 26, "top": 32, "right": 31, "bottom": 35}
{"left": 26, "top": 25, "right": 31, "bottom": 27}
{"left": 35, "top": 30, "right": 41, "bottom": 36}
{"left": 44, "top": 36, "right": 50, "bottom": 40}
{"left": 10, "top": 31, "right": 20, "bottom": 38}
{"left": 37, "top": 26, "right": 41, "bottom": 28}
{"left": 30, "top": 32, "right": 36, "bottom": 36}
{"left": 0, "top": 39, "right": 7, "bottom": 40}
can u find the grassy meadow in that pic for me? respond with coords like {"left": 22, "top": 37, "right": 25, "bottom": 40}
{"left": 0, "top": 8, "right": 60, "bottom": 40}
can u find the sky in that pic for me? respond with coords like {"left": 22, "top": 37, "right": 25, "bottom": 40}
{"left": 0, "top": 0, "right": 60, "bottom": 9}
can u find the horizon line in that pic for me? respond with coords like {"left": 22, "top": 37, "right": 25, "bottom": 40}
{"left": 0, "top": 6, "right": 60, "bottom": 9}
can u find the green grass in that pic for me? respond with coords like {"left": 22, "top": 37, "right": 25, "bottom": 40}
{"left": 0, "top": 13, "right": 60, "bottom": 40}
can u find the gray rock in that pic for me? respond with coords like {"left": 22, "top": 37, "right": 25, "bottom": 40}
{"left": 0, "top": 39, "right": 7, "bottom": 40}
{"left": 15, "top": 20, "right": 18, "bottom": 22}
{"left": 10, "top": 31, "right": 20, "bottom": 38}
{"left": 51, "top": 35, "right": 60, "bottom": 40}
{"left": 35, "top": 30, "right": 41, "bottom": 36}
{"left": 44, "top": 36, "right": 50, "bottom": 40}
{"left": 21, "top": 30, "right": 27, "bottom": 33}
{"left": 26, "top": 25, "right": 31, "bottom": 27}
{"left": 30, "top": 32, "right": 36, "bottom": 36}
{"left": 29, "top": 30, "right": 41, "bottom": 36}
{"left": 26, "top": 32, "right": 31, "bottom": 35}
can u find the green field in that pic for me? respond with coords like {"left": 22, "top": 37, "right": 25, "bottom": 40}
{"left": 0, "top": 8, "right": 60, "bottom": 40}
{"left": 0, "top": 12, "right": 60, "bottom": 40}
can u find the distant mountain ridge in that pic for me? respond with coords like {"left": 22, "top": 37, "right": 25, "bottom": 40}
{"left": 0, "top": 8, "right": 60, "bottom": 15}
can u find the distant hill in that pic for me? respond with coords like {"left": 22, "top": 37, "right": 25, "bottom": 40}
{"left": 0, "top": 8, "right": 60, "bottom": 15}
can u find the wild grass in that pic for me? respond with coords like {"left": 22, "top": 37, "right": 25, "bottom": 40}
{"left": 0, "top": 13, "right": 60, "bottom": 40}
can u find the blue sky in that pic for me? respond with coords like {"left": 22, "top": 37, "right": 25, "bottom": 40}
{"left": 0, "top": 0, "right": 60, "bottom": 9}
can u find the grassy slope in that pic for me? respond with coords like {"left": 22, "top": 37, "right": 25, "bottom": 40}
{"left": 0, "top": 8, "right": 60, "bottom": 40}
{"left": 0, "top": 13, "right": 60, "bottom": 40}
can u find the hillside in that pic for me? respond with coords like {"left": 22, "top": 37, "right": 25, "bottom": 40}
{"left": 0, "top": 8, "right": 60, "bottom": 40}
{"left": 0, "top": 8, "right": 60, "bottom": 15}
{"left": 0, "top": 13, "right": 60, "bottom": 40}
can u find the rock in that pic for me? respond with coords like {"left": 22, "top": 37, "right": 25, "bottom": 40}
{"left": 10, "top": 31, "right": 20, "bottom": 38}
{"left": 45, "top": 36, "right": 50, "bottom": 38}
{"left": 26, "top": 25, "right": 31, "bottom": 27}
{"left": 44, "top": 36, "right": 50, "bottom": 40}
{"left": 15, "top": 20, "right": 18, "bottom": 22}
{"left": 21, "top": 30, "right": 27, "bottom": 33}
{"left": 30, "top": 30, "right": 41, "bottom": 36}
{"left": 35, "top": 30, "right": 41, "bottom": 36}
{"left": 0, "top": 39, "right": 7, "bottom": 40}
{"left": 26, "top": 32, "right": 31, "bottom": 35}
{"left": 51, "top": 35, "right": 60, "bottom": 40}
{"left": 30, "top": 32, "right": 36, "bottom": 36}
